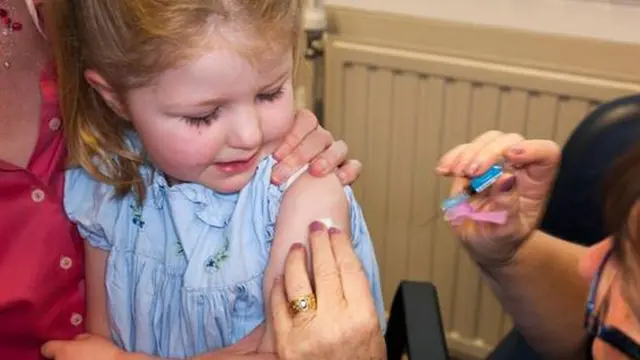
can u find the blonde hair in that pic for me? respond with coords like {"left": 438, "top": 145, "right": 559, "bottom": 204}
{"left": 46, "top": 0, "right": 302, "bottom": 201}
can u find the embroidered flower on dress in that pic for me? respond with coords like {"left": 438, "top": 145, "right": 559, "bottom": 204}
{"left": 129, "top": 203, "right": 146, "bottom": 228}
{"left": 204, "top": 242, "right": 230, "bottom": 272}
{"left": 176, "top": 241, "right": 185, "bottom": 255}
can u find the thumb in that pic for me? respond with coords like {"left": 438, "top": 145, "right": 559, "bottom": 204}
{"left": 504, "top": 139, "right": 560, "bottom": 182}
{"left": 74, "top": 333, "right": 92, "bottom": 341}
{"left": 41, "top": 340, "right": 65, "bottom": 358}
{"left": 489, "top": 174, "right": 517, "bottom": 197}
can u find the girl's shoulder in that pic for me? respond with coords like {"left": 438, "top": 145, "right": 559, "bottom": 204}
{"left": 63, "top": 166, "right": 131, "bottom": 250}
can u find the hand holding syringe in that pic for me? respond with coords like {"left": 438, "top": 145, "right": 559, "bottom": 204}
{"left": 441, "top": 163, "right": 508, "bottom": 224}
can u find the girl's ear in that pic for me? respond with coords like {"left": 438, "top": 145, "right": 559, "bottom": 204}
{"left": 84, "top": 69, "right": 129, "bottom": 120}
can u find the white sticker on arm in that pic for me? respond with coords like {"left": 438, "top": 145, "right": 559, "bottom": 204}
{"left": 316, "top": 217, "right": 338, "bottom": 229}
{"left": 281, "top": 164, "right": 310, "bottom": 191}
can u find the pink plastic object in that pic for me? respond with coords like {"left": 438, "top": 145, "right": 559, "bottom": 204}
{"left": 444, "top": 202, "right": 508, "bottom": 225}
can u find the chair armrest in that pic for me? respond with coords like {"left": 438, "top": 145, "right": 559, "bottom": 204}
{"left": 385, "top": 281, "right": 449, "bottom": 360}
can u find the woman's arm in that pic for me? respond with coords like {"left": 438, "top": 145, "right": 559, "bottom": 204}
{"left": 483, "top": 230, "right": 590, "bottom": 359}
{"left": 84, "top": 242, "right": 112, "bottom": 339}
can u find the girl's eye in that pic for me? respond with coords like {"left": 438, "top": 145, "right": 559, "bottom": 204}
{"left": 180, "top": 87, "right": 283, "bottom": 126}
{"left": 256, "top": 87, "right": 284, "bottom": 103}
{"left": 182, "top": 108, "right": 220, "bottom": 127}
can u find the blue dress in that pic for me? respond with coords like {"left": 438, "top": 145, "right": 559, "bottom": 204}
{"left": 64, "top": 155, "right": 385, "bottom": 359}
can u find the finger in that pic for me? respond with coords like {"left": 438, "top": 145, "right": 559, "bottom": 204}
{"left": 308, "top": 222, "right": 342, "bottom": 304}
{"left": 482, "top": 178, "right": 520, "bottom": 214}
{"left": 504, "top": 139, "right": 561, "bottom": 181}
{"left": 453, "top": 182, "right": 520, "bottom": 240}
{"left": 436, "top": 144, "right": 468, "bottom": 175}
{"left": 328, "top": 227, "right": 372, "bottom": 306}
{"left": 74, "top": 333, "right": 92, "bottom": 341}
{"left": 489, "top": 174, "right": 517, "bottom": 197}
{"left": 284, "top": 242, "right": 314, "bottom": 303}
{"left": 272, "top": 129, "right": 333, "bottom": 184}
{"left": 453, "top": 131, "right": 509, "bottom": 176}
{"left": 273, "top": 109, "right": 319, "bottom": 161}
{"left": 462, "top": 133, "right": 525, "bottom": 177}
{"left": 269, "top": 276, "right": 293, "bottom": 338}
{"left": 447, "top": 174, "right": 515, "bottom": 226}
{"left": 335, "top": 159, "right": 363, "bottom": 185}
{"left": 453, "top": 174, "right": 517, "bottom": 214}
{"left": 448, "top": 169, "right": 515, "bottom": 204}
{"left": 41, "top": 340, "right": 64, "bottom": 358}
{"left": 308, "top": 140, "right": 348, "bottom": 177}
{"left": 449, "top": 176, "right": 470, "bottom": 197}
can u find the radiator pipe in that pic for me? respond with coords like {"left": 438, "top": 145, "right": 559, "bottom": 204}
{"left": 303, "top": 0, "right": 327, "bottom": 60}
{"left": 302, "top": 0, "right": 327, "bottom": 123}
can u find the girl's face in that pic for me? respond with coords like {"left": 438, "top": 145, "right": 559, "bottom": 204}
{"left": 124, "top": 46, "right": 295, "bottom": 193}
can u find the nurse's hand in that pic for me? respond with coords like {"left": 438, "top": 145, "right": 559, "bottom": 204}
{"left": 269, "top": 223, "right": 385, "bottom": 360}
{"left": 436, "top": 131, "right": 561, "bottom": 267}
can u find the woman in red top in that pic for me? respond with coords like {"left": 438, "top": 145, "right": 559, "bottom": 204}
{"left": 0, "top": 1, "right": 366, "bottom": 359}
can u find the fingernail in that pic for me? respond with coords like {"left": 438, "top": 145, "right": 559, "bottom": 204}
{"left": 273, "top": 166, "right": 291, "bottom": 183}
{"left": 315, "top": 159, "right": 328, "bottom": 172}
{"left": 271, "top": 174, "right": 282, "bottom": 184}
{"left": 309, "top": 221, "right": 325, "bottom": 233}
{"left": 337, "top": 171, "right": 346, "bottom": 183}
{"left": 467, "top": 162, "right": 479, "bottom": 175}
{"left": 328, "top": 227, "right": 341, "bottom": 235}
{"left": 501, "top": 177, "right": 516, "bottom": 192}
{"left": 509, "top": 147, "right": 524, "bottom": 155}
{"left": 291, "top": 242, "right": 304, "bottom": 250}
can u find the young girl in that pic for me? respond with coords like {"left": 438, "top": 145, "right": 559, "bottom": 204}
{"left": 47, "top": 0, "right": 385, "bottom": 358}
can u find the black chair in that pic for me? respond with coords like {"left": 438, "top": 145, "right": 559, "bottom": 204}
{"left": 386, "top": 94, "right": 640, "bottom": 360}
{"left": 385, "top": 281, "right": 450, "bottom": 360}
{"left": 487, "top": 93, "right": 640, "bottom": 359}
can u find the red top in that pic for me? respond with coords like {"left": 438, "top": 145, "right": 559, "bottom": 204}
{"left": 0, "top": 65, "right": 85, "bottom": 359}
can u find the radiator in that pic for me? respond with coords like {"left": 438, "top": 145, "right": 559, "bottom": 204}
{"left": 318, "top": 6, "right": 640, "bottom": 359}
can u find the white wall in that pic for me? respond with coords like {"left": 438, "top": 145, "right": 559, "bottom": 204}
{"left": 324, "top": 0, "right": 640, "bottom": 44}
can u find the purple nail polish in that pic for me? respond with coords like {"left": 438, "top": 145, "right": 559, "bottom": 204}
{"left": 291, "top": 242, "right": 304, "bottom": 250}
{"left": 328, "top": 227, "right": 341, "bottom": 235}
{"left": 500, "top": 177, "right": 516, "bottom": 192}
{"left": 309, "top": 221, "right": 325, "bottom": 232}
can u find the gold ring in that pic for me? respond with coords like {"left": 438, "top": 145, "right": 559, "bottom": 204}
{"left": 288, "top": 293, "right": 317, "bottom": 315}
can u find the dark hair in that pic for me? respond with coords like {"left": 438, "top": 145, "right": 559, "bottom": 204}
{"left": 603, "top": 143, "right": 640, "bottom": 260}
